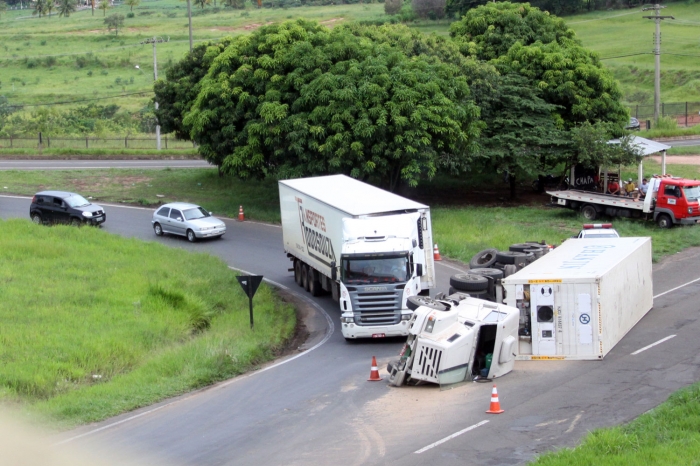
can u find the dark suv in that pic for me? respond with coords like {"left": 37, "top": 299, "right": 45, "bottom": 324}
{"left": 30, "top": 191, "right": 106, "bottom": 226}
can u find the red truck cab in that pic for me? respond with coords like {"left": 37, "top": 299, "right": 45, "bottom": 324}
{"left": 653, "top": 178, "right": 700, "bottom": 228}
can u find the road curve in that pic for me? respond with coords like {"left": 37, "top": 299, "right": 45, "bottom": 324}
{"left": 2, "top": 194, "right": 700, "bottom": 465}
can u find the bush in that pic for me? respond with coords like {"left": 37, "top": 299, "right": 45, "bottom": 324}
{"left": 655, "top": 116, "right": 678, "bottom": 131}
{"left": 384, "top": 0, "right": 402, "bottom": 14}
{"left": 126, "top": 11, "right": 134, "bottom": 17}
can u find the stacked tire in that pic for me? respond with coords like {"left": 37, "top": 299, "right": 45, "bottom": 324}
{"left": 468, "top": 242, "right": 550, "bottom": 278}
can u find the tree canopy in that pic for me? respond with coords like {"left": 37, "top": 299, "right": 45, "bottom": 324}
{"left": 181, "top": 20, "right": 481, "bottom": 189}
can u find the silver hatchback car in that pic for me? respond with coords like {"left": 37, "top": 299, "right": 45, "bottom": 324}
{"left": 152, "top": 202, "right": 226, "bottom": 242}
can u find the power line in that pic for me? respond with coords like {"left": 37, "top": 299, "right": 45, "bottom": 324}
{"left": 599, "top": 52, "right": 651, "bottom": 60}
{"left": 664, "top": 53, "right": 700, "bottom": 58}
{"left": 7, "top": 91, "right": 154, "bottom": 108}
{"left": 567, "top": 9, "right": 643, "bottom": 24}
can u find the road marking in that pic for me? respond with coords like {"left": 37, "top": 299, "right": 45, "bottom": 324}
{"left": 631, "top": 335, "right": 676, "bottom": 355}
{"left": 414, "top": 420, "right": 489, "bottom": 454}
{"left": 654, "top": 276, "right": 700, "bottom": 299}
{"left": 436, "top": 261, "right": 468, "bottom": 273}
{"left": 565, "top": 412, "right": 583, "bottom": 433}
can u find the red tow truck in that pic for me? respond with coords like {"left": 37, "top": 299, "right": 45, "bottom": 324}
{"left": 548, "top": 176, "right": 700, "bottom": 228}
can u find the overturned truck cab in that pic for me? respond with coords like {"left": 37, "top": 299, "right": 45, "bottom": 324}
{"left": 387, "top": 294, "right": 520, "bottom": 387}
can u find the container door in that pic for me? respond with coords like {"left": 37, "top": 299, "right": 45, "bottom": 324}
{"left": 531, "top": 284, "right": 556, "bottom": 355}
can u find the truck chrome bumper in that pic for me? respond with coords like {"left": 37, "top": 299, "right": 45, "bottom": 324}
{"left": 341, "top": 321, "right": 410, "bottom": 339}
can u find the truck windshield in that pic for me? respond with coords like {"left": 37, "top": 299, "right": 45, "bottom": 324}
{"left": 683, "top": 185, "right": 700, "bottom": 202}
{"left": 341, "top": 255, "right": 409, "bottom": 284}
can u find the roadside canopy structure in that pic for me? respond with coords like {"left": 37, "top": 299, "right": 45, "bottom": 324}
{"left": 607, "top": 135, "right": 672, "bottom": 184}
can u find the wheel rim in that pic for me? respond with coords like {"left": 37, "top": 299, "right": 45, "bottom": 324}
{"left": 32, "top": 215, "right": 41, "bottom": 224}
{"left": 154, "top": 224, "right": 162, "bottom": 235}
{"left": 187, "top": 230, "right": 195, "bottom": 241}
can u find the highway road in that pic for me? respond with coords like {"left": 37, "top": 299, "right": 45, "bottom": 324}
{"left": 2, "top": 193, "right": 700, "bottom": 465}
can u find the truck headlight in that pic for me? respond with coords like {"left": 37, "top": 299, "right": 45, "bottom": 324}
{"left": 401, "top": 314, "right": 412, "bottom": 321}
{"left": 342, "top": 316, "right": 354, "bottom": 323}
{"left": 424, "top": 316, "right": 435, "bottom": 333}
{"left": 689, "top": 207, "right": 693, "bottom": 214}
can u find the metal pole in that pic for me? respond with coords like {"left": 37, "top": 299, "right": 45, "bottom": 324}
{"left": 152, "top": 39, "right": 160, "bottom": 151}
{"left": 187, "top": 0, "right": 193, "bottom": 52}
{"left": 643, "top": 5, "right": 675, "bottom": 126}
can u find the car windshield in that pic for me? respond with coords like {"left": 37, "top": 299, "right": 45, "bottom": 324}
{"left": 64, "top": 194, "right": 91, "bottom": 208}
{"left": 183, "top": 207, "right": 210, "bottom": 220}
{"left": 683, "top": 185, "right": 700, "bottom": 202}
{"left": 341, "top": 254, "right": 409, "bottom": 284}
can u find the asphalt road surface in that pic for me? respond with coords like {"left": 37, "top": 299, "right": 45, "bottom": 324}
{"left": 2, "top": 195, "right": 700, "bottom": 466}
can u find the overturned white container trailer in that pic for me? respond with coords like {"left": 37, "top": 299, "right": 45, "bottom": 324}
{"left": 502, "top": 237, "right": 653, "bottom": 360}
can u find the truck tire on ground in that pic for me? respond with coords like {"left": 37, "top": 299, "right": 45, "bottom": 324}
{"left": 656, "top": 213, "right": 673, "bottom": 229}
{"left": 524, "top": 248, "right": 543, "bottom": 260}
{"left": 581, "top": 204, "right": 598, "bottom": 221}
{"left": 495, "top": 251, "right": 528, "bottom": 265}
{"left": 294, "top": 260, "right": 303, "bottom": 287}
{"left": 469, "top": 248, "right": 499, "bottom": 269}
{"left": 508, "top": 243, "right": 534, "bottom": 253}
{"left": 449, "top": 273, "right": 489, "bottom": 292}
{"left": 308, "top": 269, "right": 322, "bottom": 296}
{"left": 407, "top": 296, "right": 448, "bottom": 312}
{"left": 301, "top": 264, "right": 310, "bottom": 291}
{"left": 466, "top": 268, "right": 504, "bottom": 280}
{"left": 503, "top": 264, "right": 518, "bottom": 277}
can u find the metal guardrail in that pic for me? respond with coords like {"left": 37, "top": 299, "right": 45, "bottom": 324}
{"left": 0, "top": 134, "right": 196, "bottom": 150}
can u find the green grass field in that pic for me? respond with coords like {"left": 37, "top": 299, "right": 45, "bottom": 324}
{"left": 0, "top": 218, "right": 295, "bottom": 427}
{"left": 1, "top": 1, "right": 699, "bottom": 116}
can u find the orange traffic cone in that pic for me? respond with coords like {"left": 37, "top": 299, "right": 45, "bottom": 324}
{"left": 486, "top": 384, "right": 505, "bottom": 414}
{"left": 368, "top": 356, "right": 382, "bottom": 381}
{"left": 433, "top": 244, "right": 442, "bottom": 261}
{"left": 238, "top": 205, "right": 245, "bottom": 222}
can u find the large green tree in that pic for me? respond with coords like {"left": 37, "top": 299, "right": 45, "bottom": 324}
{"left": 58, "top": 0, "right": 76, "bottom": 17}
{"left": 183, "top": 20, "right": 481, "bottom": 189}
{"left": 449, "top": 2, "right": 576, "bottom": 61}
{"left": 476, "top": 73, "right": 569, "bottom": 199}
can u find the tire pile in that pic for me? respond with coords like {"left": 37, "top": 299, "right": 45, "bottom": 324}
{"left": 448, "top": 242, "right": 551, "bottom": 303}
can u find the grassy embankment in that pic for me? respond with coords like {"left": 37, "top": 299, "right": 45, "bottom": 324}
{"left": 0, "top": 219, "right": 296, "bottom": 428}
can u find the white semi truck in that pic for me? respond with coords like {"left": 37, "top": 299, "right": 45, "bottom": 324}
{"left": 279, "top": 175, "right": 436, "bottom": 340}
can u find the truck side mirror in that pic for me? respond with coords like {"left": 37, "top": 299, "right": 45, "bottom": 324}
{"left": 416, "top": 263, "right": 423, "bottom": 277}
{"left": 331, "top": 261, "right": 337, "bottom": 281}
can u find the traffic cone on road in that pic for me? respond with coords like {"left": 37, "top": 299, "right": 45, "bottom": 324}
{"left": 368, "top": 356, "right": 382, "bottom": 381}
{"left": 238, "top": 205, "right": 245, "bottom": 222}
{"left": 486, "top": 384, "right": 505, "bottom": 414}
{"left": 433, "top": 244, "right": 442, "bottom": 261}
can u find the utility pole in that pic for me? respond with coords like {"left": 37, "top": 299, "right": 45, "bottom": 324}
{"left": 187, "top": 0, "right": 193, "bottom": 52}
{"left": 141, "top": 36, "right": 169, "bottom": 150}
{"left": 642, "top": 4, "right": 674, "bottom": 125}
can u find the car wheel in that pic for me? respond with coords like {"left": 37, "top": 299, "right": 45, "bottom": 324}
{"left": 153, "top": 223, "right": 164, "bottom": 236}
{"left": 407, "top": 296, "right": 448, "bottom": 312}
{"left": 656, "top": 213, "right": 673, "bottom": 229}
{"left": 469, "top": 248, "right": 499, "bottom": 269}
{"left": 301, "top": 264, "right": 310, "bottom": 292}
{"left": 581, "top": 205, "right": 597, "bottom": 221}
{"left": 449, "top": 273, "right": 489, "bottom": 293}
{"left": 31, "top": 213, "right": 42, "bottom": 225}
{"left": 186, "top": 229, "right": 197, "bottom": 242}
{"left": 294, "top": 260, "right": 303, "bottom": 287}
{"left": 70, "top": 217, "right": 81, "bottom": 227}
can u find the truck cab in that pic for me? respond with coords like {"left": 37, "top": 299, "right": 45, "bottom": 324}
{"left": 652, "top": 178, "right": 700, "bottom": 228}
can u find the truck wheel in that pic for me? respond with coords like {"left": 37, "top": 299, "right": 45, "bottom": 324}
{"left": 308, "top": 269, "right": 322, "bottom": 296}
{"left": 503, "top": 264, "right": 518, "bottom": 278}
{"left": 524, "top": 248, "right": 543, "bottom": 260}
{"left": 294, "top": 260, "right": 303, "bottom": 287}
{"left": 450, "top": 273, "right": 489, "bottom": 292}
{"left": 581, "top": 204, "right": 597, "bottom": 220}
{"left": 495, "top": 251, "right": 527, "bottom": 265}
{"left": 656, "top": 213, "right": 673, "bottom": 229}
{"left": 301, "top": 264, "right": 310, "bottom": 291}
{"left": 508, "top": 243, "right": 534, "bottom": 253}
{"left": 466, "top": 268, "right": 504, "bottom": 280}
{"left": 407, "top": 296, "right": 448, "bottom": 312}
{"left": 469, "top": 248, "right": 498, "bottom": 269}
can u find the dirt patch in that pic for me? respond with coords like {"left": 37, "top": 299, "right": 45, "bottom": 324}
{"left": 649, "top": 155, "right": 700, "bottom": 165}
{"left": 266, "top": 288, "right": 311, "bottom": 361}
{"left": 320, "top": 18, "right": 344, "bottom": 27}
{"left": 62, "top": 175, "right": 153, "bottom": 194}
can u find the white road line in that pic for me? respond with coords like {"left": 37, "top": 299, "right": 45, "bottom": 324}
{"left": 631, "top": 335, "right": 676, "bottom": 355}
{"left": 654, "top": 276, "right": 700, "bottom": 299}
{"left": 436, "top": 261, "right": 468, "bottom": 273}
{"left": 414, "top": 420, "right": 489, "bottom": 454}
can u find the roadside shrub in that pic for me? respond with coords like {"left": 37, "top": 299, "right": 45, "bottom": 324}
{"left": 127, "top": 11, "right": 135, "bottom": 17}
{"left": 384, "top": 0, "right": 402, "bottom": 14}
{"left": 44, "top": 56, "right": 57, "bottom": 67}
{"left": 655, "top": 116, "right": 678, "bottom": 131}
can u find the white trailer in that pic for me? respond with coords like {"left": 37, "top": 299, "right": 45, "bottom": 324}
{"left": 279, "top": 175, "right": 436, "bottom": 339}
{"left": 502, "top": 237, "right": 653, "bottom": 360}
